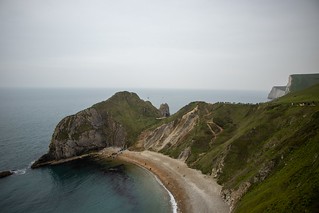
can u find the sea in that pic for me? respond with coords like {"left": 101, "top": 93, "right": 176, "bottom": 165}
{"left": 0, "top": 88, "right": 268, "bottom": 213}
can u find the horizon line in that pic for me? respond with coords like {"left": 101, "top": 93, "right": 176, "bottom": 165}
{"left": 0, "top": 86, "right": 269, "bottom": 92}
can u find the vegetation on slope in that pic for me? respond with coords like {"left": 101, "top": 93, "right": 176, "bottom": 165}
{"left": 275, "top": 83, "right": 319, "bottom": 103}
{"left": 147, "top": 84, "right": 319, "bottom": 212}
{"left": 288, "top": 73, "right": 319, "bottom": 93}
{"left": 93, "top": 91, "right": 161, "bottom": 146}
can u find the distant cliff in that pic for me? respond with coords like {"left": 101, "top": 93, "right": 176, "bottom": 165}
{"left": 267, "top": 86, "right": 286, "bottom": 99}
{"left": 268, "top": 73, "right": 319, "bottom": 99}
{"left": 286, "top": 73, "right": 319, "bottom": 93}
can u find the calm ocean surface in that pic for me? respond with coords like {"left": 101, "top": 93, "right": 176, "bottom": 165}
{"left": 0, "top": 88, "right": 268, "bottom": 213}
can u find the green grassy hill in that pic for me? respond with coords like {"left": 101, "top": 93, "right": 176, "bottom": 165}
{"left": 275, "top": 83, "right": 319, "bottom": 103}
{"left": 288, "top": 74, "right": 319, "bottom": 93}
{"left": 148, "top": 84, "right": 319, "bottom": 212}
{"left": 93, "top": 91, "right": 161, "bottom": 146}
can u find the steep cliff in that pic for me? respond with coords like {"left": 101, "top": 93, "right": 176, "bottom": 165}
{"left": 32, "top": 91, "right": 161, "bottom": 167}
{"left": 267, "top": 86, "right": 286, "bottom": 99}
{"left": 268, "top": 73, "right": 319, "bottom": 99}
{"left": 138, "top": 106, "right": 198, "bottom": 152}
{"left": 286, "top": 73, "right": 319, "bottom": 93}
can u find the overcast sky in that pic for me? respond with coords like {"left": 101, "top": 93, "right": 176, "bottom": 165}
{"left": 0, "top": 0, "right": 318, "bottom": 90}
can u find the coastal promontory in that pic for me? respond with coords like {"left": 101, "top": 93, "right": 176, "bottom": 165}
{"left": 32, "top": 91, "right": 162, "bottom": 168}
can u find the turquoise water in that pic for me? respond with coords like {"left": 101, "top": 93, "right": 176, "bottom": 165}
{"left": 0, "top": 157, "right": 172, "bottom": 213}
{"left": 0, "top": 88, "right": 267, "bottom": 213}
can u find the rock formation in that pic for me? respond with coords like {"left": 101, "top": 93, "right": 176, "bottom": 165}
{"left": 268, "top": 73, "right": 319, "bottom": 99}
{"left": 50, "top": 108, "right": 126, "bottom": 159}
{"left": 267, "top": 86, "right": 286, "bottom": 99}
{"left": 159, "top": 103, "right": 170, "bottom": 117}
{"left": 32, "top": 91, "right": 161, "bottom": 168}
{"left": 139, "top": 106, "right": 198, "bottom": 151}
{"left": 0, "top": 170, "right": 13, "bottom": 178}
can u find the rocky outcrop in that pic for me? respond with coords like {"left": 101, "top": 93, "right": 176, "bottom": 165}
{"left": 159, "top": 103, "right": 170, "bottom": 117}
{"left": 32, "top": 108, "right": 126, "bottom": 168}
{"left": 32, "top": 91, "right": 161, "bottom": 168}
{"left": 178, "top": 147, "right": 191, "bottom": 162}
{"left": 267, "top": 86, "right": 286, "bottom": 99}
{"left": 50, "top": 108, "right": 126, "bottom": 159}
{"left": 221, "top": 182, "right": 251, "bottom": 211}
{"left": 0, "top": 170, "right": 13, "bottom": 178}
{"left": 220, "top": 160, "right": 275, "bottom": 210}
{"left": 139, "top": 106, "right": 199, "bottom": 151}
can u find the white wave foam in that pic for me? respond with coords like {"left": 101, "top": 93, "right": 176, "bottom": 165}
{"left": 13, "top": 168, "right": 26, "bottom": 175}
{"left": 12, "top": 160, "right": 35, "bottom": 175}
{"left": 28, "top": 160, "right": 36, "bottom": 168}
{"left": 154, "top": 175, "right": 178, "bottom": 213}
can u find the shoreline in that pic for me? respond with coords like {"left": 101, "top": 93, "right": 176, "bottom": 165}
{"left": 99, "top": 149, "right": 230, "bottom": 213}
{"left": 134, "top": 162, "right": 178, "bottom": 213}
{"left": 153, "top": 174, "right": 178, "bottom": 213}
{"left": 106, "top": 150, "right": 188, "bottom": 212}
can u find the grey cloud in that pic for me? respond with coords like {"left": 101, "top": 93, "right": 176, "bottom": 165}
{"left": 0, "top": 0, "right": 318, "bottom": 89}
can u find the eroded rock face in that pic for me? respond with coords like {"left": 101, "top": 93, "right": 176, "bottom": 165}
{"left": 140, "top": 106, "right": 199, "bottom": 151}
{"left": 51, "top": 108, "right": 126, "bottom": 159}
{"left": 221, "top": 182, "right": 251, "bottom": 211}
{"left": 33, "top": 108, "right": 126, "bottom": 167}
{"left": 268, "top": 86, "right": 286, "bottom": 99}
{"left": 220, "top": 160, "right": 276, "bottom": 210}
{"left": 178, "top": 147, "right": 191, "bottom": 162}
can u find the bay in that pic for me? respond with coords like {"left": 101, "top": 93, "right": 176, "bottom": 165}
{"left": 0, "top": 88, "right": 267, "bottom": 213}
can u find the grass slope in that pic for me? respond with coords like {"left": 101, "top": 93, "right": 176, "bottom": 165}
{"left": 288, "top": 74, "right": 319, "bottom": 93}
{"left": 275, "top": 83, "right": 319, "bottom": 103}
{"left": 152, "top": 84, "right": 319, "bottom": 212}
{"left": 93, "top": 91, "right": 161, "bottom": 146}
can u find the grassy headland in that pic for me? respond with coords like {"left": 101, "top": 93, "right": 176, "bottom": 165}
{"left": 142, "top": 84, "right": 319, "bottom": 212}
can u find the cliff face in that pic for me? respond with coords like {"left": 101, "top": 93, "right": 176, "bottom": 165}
{"left": 268, "top": 73, "right": 319, "bottom": 99}
{"left": 32, "top": 91, "right": 161, "bottom": 167}
{"left": 286, "top": 73, "right": 319, "bottom": 93}
{"left": 139, "top": 106, "right": 198, "bottom": 152}
{"left": 48, "top": 108, "right": 126, "bottom": 160}
{"left": 267, "top": 86, "right": 286, "bottom": 99}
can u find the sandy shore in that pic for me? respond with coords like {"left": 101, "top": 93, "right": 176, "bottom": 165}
{"left": 99, "top": 149, "right": 230, "bottom": 213}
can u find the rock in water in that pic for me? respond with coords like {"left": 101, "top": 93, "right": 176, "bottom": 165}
{"left": 0, "top": 170, "right": 13, "bottom": 178}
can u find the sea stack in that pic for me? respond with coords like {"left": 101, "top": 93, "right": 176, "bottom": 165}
{"left": 159, "top": 103, "right": 170, "bottom": 117}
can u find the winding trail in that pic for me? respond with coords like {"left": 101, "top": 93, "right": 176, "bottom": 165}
{"left": 206, "top": 120, "right": 224, "bottom": 145}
